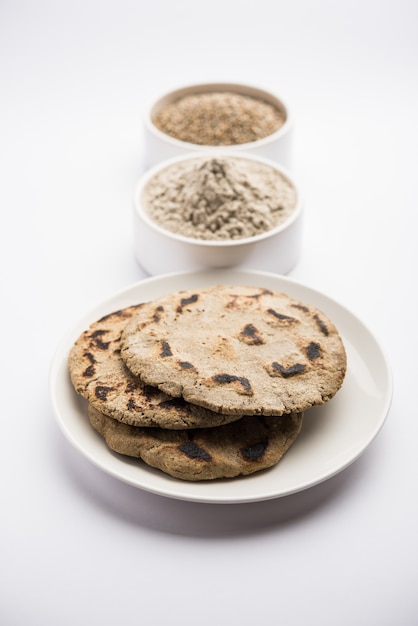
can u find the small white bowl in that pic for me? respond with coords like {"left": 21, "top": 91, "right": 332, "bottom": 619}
{"left": 133, "top": 152, "right": 303, "bottom": 276}
{"left": 143, "top": 82, "right": 293, "bottom": 169}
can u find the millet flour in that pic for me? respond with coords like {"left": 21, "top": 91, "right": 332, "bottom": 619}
{"left": 143, "top": 157, "right": 297, "bottom": 241}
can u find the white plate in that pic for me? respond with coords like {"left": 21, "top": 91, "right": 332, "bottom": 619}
{"left": 49, "top": 269, "right": 392, "bottom": 504}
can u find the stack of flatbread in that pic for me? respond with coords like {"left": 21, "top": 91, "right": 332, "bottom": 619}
{"left": 68, "top": 285, "right": 347, "bottom": 481}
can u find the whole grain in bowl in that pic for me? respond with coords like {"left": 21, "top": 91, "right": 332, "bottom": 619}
{"left": 142, "top": 156, "right": 297, "bottom": 241}
{"left": 152, "top": 92, "right": 286, "bottom": 146}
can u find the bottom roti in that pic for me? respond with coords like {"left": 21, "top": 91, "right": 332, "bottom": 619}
{"left": 88, "top": 404, "right": 303, "bottom": 481}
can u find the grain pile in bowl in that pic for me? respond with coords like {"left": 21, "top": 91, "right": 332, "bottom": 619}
{"left": 152, "top": 91, "right": 286, "bottom": 146}
{"left": 68, "top": 284, "right": 347, "bottom": 481}
{"left": 142, "top": 156, "right": 297, "bottom": 241}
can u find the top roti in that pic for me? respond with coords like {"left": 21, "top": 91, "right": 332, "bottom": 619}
{"left": 120, "top": 284, "right": 347, "bottom": 416}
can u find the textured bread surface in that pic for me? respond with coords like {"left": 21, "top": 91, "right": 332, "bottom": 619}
{"left": 121, "top": 285, "right": 347, "bottom": 416}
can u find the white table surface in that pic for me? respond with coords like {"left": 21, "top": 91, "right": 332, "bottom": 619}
{"left": 2, "top": 1, "right": 417, "bottom": 624}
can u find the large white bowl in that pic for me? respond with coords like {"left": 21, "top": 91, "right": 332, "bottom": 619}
{"left": 133, "top": 152, "right": 303, "bottom": 276}
{"left": 143, "top": 82, "right": 293, "bottom": 169}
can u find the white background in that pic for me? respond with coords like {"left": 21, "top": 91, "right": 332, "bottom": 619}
{"left": 1, "top": 1, "right": 417, "bottom": 624}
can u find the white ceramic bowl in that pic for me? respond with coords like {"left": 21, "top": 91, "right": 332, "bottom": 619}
{"left": 133, "top": 152, "right": 303, "bottom": 276}
{"left": 143, "top": 82, "right": 293, "bottom": 169}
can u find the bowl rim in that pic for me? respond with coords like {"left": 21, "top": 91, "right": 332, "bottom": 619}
{"left": 143, "top": 81, "right": 293, "bottom": 150}
{"left": 134, "top": 150, "right": 303, "bottom": 248}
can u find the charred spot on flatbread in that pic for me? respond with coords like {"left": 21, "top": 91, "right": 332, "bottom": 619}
{"left": 177, "top": 293, "right": 199, "bottom": 313}
{"left": 267, "top": 362, "right": 307, "bottom": 378}
{"left": 160, "top": 340, "right": 172, "bottom": 357}
{"left": 89, "top": 329, "right": 111, "bottom": 351}
{"left": 266, "top": 308, "right": 297, "bottom": 324}
{"left": 313, "top": 314, "right": 329, "bottom": 336}
{"left": 95, "top": 385, "right": 115, "bottom": 401}
{"left": 306, "top": 341, "right": 321, "bottom": 361}
{"left": 153, "top": 305, "right": 164, "bottom": 323}
{"left": 238, "top": 323, "right": 265, "bottom": 345}
{"left": 178, "top": 360, "right": 197, "bottom": 371}
{"left": 240, "top": 440, "right": 268, "bottom": 462}
{"left": 210, "top": 373, "right": 253, "bottom": 395}
{"left": 178, "top": 440, "right": 212, "bottom": 462}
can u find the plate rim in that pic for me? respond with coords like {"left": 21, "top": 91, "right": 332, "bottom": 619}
{"left": 49, "top": 268, "right": 393, "bottom": 504}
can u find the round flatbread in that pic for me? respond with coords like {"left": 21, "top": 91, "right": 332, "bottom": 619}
{"left": 88, "top": 404, "right": 304, "bottom": 481}
{"left": 68, "top": 305, "right": 243, "bottom": 429}
{"left": 121, "top": 285, "right": 347, "bottom": 416}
